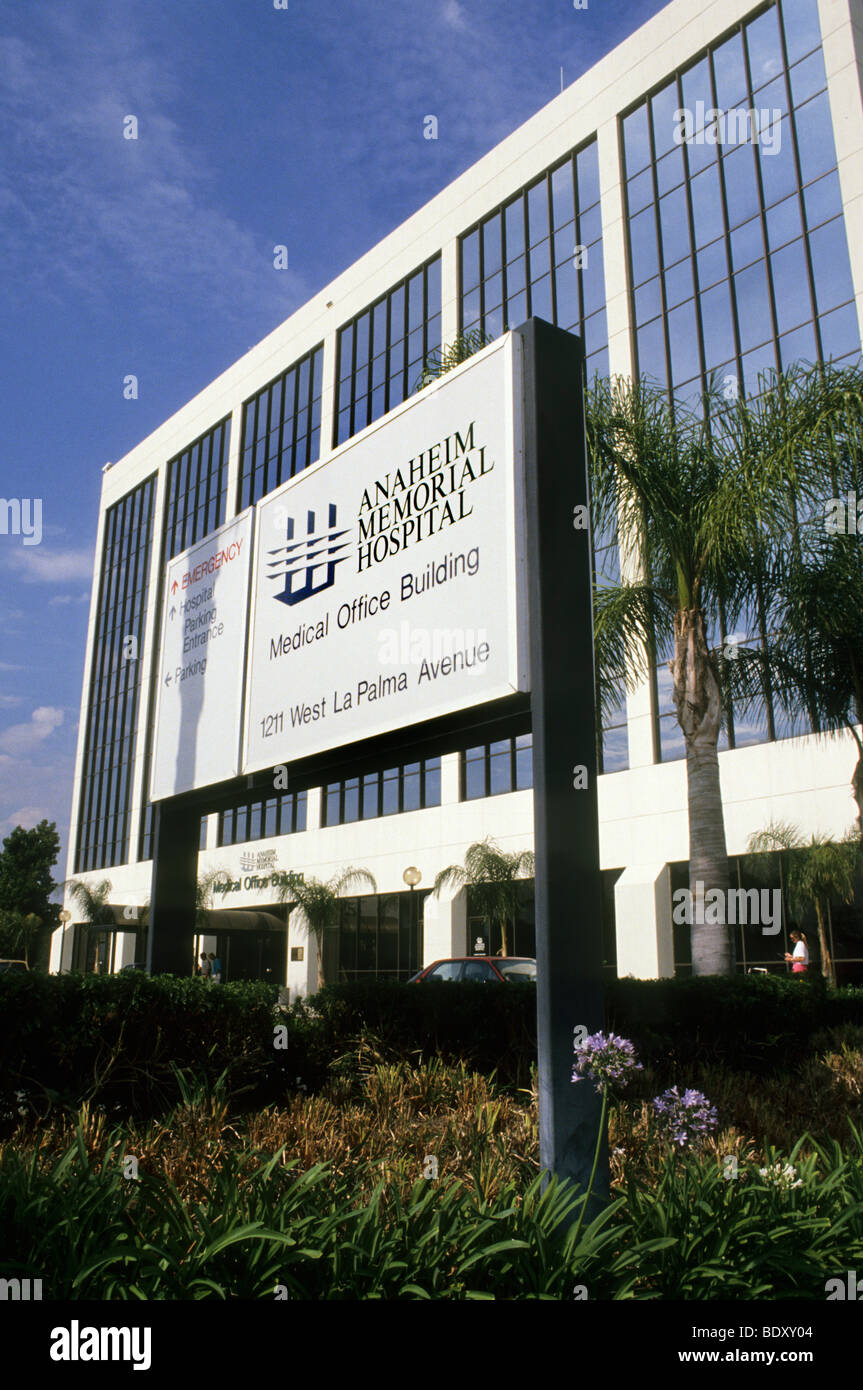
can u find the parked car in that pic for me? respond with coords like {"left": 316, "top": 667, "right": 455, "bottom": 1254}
{"left": 0, "top": 959, "right": 29, "bottom": 976}
{"left": 408, "top": 956, "right": 536, "bottom": 984}
{"left": 119, "top": 962, "right": 148, "bottom": 973}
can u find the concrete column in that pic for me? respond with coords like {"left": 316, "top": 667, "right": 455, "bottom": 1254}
{"left": 818, "top": 0, "right": 863, "bottom": 348}
{"left": 422, "top": 884, "right": 467, "bottom": 963}
{"left": 440, "top": 237, "right": 460, "bottom": 350}
{"left": 319, "top": 329, "right": 338, "bottom": 455}
{"left": 596, "top": 116, "right": 656, "bottom": 770}
{"left": 306, "top": 785, "right": 323, "bottom": 830}
{"left": 614, "top": 863, "right": 675, "bottom": 978}
{"left": 440, "top": 750, "right": 460, "bottom": 803}
{"left": 225, "top": 404, "right": 243, "bottom": 518}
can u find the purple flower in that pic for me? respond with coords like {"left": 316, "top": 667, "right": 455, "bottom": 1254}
{"left": 652, "top": 1086, "right": 718, "bottom": 1147}
{"left": 571, "top": 1031, "right": 643, "bottom": 1094}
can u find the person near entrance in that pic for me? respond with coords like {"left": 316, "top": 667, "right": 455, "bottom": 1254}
{"left": 209, "top": 952, "right": 222, "bottom": 983}
{"left": 198, "top": 952, "right": 211, "bottom": 979}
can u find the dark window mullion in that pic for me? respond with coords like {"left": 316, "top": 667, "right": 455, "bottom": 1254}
{"left": 646, "top": 102, "right": 673, "bottom": 401}
{"left": 384, "top": 292, "right": 393, "bottom": 413}
{"left": 522, "top": 195, "right": 532, "bottom": 318}
{"left": 740, "top": 18, "right": 782, "bottom": 386}
{"left": 422, "top": 265, "right": 429, "bottom": 375}
{"left": 676, "top": 78, "right": 708, "bottom": 396}
{"left": 546, "top": 173, "right": 559, "bottom": 327}
{"left": 777, "top": 15, "right": 824, "bottom": 361}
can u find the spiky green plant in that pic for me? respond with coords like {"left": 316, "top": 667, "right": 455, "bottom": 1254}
{"left": 414, "top": 329, "right": 494, "bottom": 392}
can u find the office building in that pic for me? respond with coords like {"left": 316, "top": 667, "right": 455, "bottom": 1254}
{"left": 53, "top": 0, "right": 863, "bottom": 990}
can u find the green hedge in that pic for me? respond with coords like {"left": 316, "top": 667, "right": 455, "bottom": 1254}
{"left": 3, "top": 971, "right": 863, "bottom": 1124}
{"left": 0, "top": 972, "right": 281, "bottom": 1123}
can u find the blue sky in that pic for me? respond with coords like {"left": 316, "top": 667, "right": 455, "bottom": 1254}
{"left": 0, "top": 0, "right": 665, "bottom": 880}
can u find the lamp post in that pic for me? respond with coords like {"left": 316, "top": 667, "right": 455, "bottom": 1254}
{"left": 403, "top": 867, "right": 422, "bottom": 976}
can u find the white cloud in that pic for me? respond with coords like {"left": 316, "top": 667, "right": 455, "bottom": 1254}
{"left": 0, "top": 706, "right": 64, "bottom": 755}
{"left": 0, "top": 804, "right": 52, "bottom": 833}
{"left": 0, "top": 748, "right": 75, "bottom": 873}
{"left": 0, "top": 662, "right": 24, "bottom": 672}
{"left": 5, "top": 547, "right": 94, "bottom": 584}
{"left": 441, "top": 0, "right": 468, "bottom": 31}
{"left": 48, "top": 592, "right": 90, "bottom": 607}
{"left": 0, "top": 696, "right": 22, "bottom": 709}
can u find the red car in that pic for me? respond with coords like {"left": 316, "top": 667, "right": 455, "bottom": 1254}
{"left": 407, "top": 956, "right": 536, "bottom": 983}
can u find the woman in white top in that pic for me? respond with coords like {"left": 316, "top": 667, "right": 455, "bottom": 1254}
{"left": 784, "top": 931, "right": 809, "bottom": 975}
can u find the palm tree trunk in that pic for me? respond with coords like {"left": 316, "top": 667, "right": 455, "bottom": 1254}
{"left": 671, "top": 609, "right": 734, "bottom": 975}
{"left": 316, "top": 932, "right": 325, "bottom": 991}
{"left": 814, "top": 899, "right": 835, "bottom": 986}
{"left": 500, "top": 915, "right": 510, "bottom": 957}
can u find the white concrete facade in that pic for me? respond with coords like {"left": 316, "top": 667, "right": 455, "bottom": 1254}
{"left": 54, "top": 0, "right": 863, "bottom": 992}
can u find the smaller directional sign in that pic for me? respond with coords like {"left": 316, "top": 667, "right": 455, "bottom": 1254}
{"left": 150, "top": 511, "right": 253, "bottom": 801}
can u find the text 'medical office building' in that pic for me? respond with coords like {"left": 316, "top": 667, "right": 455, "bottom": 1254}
{"left": 53, "top": 0, "right": 863, "bottom": 993}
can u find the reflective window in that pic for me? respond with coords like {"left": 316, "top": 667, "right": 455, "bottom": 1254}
{"left": 789, "top": 48, "right": 827, "bottom": 107}
{"left": 794, "top": 93, "right": 838, "bottom": 185}
{"left": 164, "top": 418, "right": 229, "bottom": 562}
{"left": 336, "top": 258, "right": 441, "bottom": 446}
{"left": 78, "top": 478, "right": 156, "bottom": 872}
{"left": 459, "top": 140, "right": 607, "bottom": 383}
{"left": 217, "top": 790, "right": 307, "bottom": 847}
{"left": 808, "top": 219, "right": 856, "bottom": 315}
{"left": 322, "top": 757, "right": 441, "bottom": 825}
{"left": 238, "top": 345, "right": 323, "bottom": 509}
{"left": 461, "top": 735, "right": 533, "bottom": 799}
{"left": 746, "top": 7, "right": 783, "bottom": 91}
{"left": 781, "top": 0, "right": 822, "bottom": 65}
{"left": 622, "top": 0, "right": 858, "bottom": 765}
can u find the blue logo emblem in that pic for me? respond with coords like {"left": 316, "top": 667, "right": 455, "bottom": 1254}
{"left": 267, "top": 504, "right": 350, "bottom": 606}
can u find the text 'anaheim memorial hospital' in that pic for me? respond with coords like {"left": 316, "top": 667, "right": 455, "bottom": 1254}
{"left": 53, "top": 0, "right": 863, "bottom": 993}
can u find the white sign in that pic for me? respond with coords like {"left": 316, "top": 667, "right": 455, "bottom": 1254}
{"left": 243, "top": 333, "right": 527, "bottom": 772}
{"left": 150, "top": 511, "right": 253, "bottom": 800}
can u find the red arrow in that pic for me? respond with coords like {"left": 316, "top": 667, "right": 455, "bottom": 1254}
{"left": 171, "top": 580, "right": 178, "bottom": 593}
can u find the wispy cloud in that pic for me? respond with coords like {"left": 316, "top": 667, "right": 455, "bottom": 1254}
{"left": 4, "top": 547, "right": 94, "bottom": 584}
{"left": 0, "top": 17, "right": 309, "bottom": 328}
{"left": 0, "top": 705, "right": 64, "bottom": 755}
{"left": 48, "top": 592, "right": 90, "bottom": 607}
{"left": 0, "top": 803, "right": 54, "bottom": 834}
{"left": 0, "top": 695, "right": 23, "bottom": 709}
{"left": 441, "top": 0, "right": 468, "bottom": 32}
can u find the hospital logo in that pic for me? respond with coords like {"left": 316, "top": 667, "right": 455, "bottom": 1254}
{"left": 267, "top": 504, "right": 350, "bottom": 606}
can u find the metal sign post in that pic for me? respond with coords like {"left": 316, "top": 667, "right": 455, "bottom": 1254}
{"left": 518, "top": 319, "right": 607, "bottom": 1197}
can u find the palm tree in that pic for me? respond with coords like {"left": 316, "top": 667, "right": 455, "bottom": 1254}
{"left": 66, "top": 877, "right": 114, "bottom": 927}
{"left": 276, "top": 867, "right": 377, "bottom": 989}
{"left": 587, "top": 369, "right": 828, "bottom": 975}
{"left": 414, "top": 329, "right": 494, "bottom": 392}
{"left": 746, "top": 821, "right": 860, "bottom": 987}
{"left": 65, "top": 878, "right": 114, "bottom": 972}
{"left": 432, "top": 837, "right": 534, "bottom": 957}
{"left": 195, "top": 866, "right": 233, "bottom": 932}
{"left": 0, "top": 908, "right": 41, "bottom": 964}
